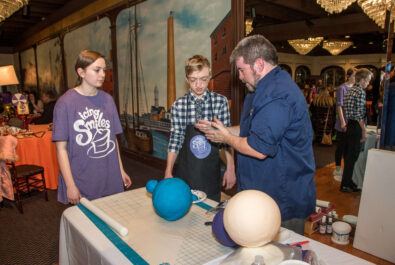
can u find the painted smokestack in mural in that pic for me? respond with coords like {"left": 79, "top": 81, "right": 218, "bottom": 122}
{"left": 154, "top": 84, "right": 159, "bottom": 107}
{"left": 167, "top": 11, "right": 176, "bottom": 110}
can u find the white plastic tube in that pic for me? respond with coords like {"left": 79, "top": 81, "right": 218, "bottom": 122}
{"left": 316, "top": 199, "right": 330, "bottom": 208}
{"left": 80, "top": 197, "right": 128, "bottom": 236}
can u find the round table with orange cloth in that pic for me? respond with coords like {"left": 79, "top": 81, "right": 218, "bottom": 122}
{"left": 15, "top": 124, "right": 59, "bottom": 189}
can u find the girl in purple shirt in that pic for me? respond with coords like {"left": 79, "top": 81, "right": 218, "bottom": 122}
{"left": 52, "top": 50, "right": 131, "bottom": 204}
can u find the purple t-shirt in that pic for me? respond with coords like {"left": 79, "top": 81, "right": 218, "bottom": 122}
{"left": 335, "top": 83, "right": 351, "bottom": 132}
{"left": 52, "top": 89, "right": 123, "bottom": 204}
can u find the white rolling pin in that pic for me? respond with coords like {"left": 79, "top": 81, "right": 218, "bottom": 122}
{"left": 316, "top": 199, "right": 330, "bottom": 208}
{"left": 80, "top": 197, "right": 128, "bottom": 236}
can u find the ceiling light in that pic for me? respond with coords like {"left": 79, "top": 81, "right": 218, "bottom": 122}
{"left": 358, "top": 0, "right": 394, "bottom": 29}
{"left": 316, "top": 0, "right": 356, "bottom": 14}
{"left": 288, "top": 37, "right": 324, "bottom": 55}
{"left": 345, "top": 35, "right": 351, "bottom": 38}
{"left": 323, "top": 40, "right": 354, "bottom": 55}
{"left": 245, "top": 18, "right": 253, "bottom": 36}
{"left": 0, "top": 0, "right": 29, "bottom": 23}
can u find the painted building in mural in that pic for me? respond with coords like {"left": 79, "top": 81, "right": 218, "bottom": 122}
{"left": 210, "top": 11, "right": 232, "bottom": 100}
{"left": 102, "top": 69, "right": 114, "bottom": 96}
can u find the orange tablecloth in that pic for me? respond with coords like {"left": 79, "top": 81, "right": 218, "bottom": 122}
{"left": 15, "top": 124, "right": 59, "bottom": 189}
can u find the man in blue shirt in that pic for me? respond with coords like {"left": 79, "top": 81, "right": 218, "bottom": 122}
{"left": 196, "top": 35, "right": 316, "bottom": 234}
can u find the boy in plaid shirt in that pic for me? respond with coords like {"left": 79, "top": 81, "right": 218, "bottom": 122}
{"left": 164, "top": 55, "right": 236, "bottom": 201}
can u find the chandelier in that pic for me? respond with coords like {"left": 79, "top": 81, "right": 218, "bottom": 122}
{"left": 358, "top": 0, "right": 395, "bottom": 29}
{"left": 316, "top": 0, "right": 357, "bottom": 14}
{"left": 288, "top": 37, "right": 324, "bottom": 55}
{"left": 0, "top": 0, "right": 29, "bottom": 23}
{"left": 322, "top": 40, "right": 354, "bottom": 55}
{"left": 245, "top": 17, "right": 253, "bottom": 36}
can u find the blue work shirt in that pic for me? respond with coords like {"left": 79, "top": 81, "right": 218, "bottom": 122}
{"left": 237, "top": 66, "right": 316, "bottom": 221}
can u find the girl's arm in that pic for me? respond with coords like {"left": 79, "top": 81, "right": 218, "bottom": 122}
{"left": 56, "top": 141, "right": 81, "bottom": 204}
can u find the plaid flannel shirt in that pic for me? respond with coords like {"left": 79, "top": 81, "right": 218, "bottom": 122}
{"left": 343, "top": 84, "right": 366, "bottom": 122}
{"left": 168, "top": 90, "right": 231, "bottom": 153}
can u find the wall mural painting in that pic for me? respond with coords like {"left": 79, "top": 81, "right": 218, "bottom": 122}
{"left": 36, "top": 38, "right": 63, "bottom": 97}
{"left": 117, "top": 0, "right": 231, "bottom": 160}
{"left": 64, "top": 17, "right": 111, "bottom": 89}
{"left": 20, "top": 48, "right": 37, "bottom": 92}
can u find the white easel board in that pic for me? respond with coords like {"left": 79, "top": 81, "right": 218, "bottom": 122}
{"left": 353, "top": 149, "right": 395, "bottom": 263}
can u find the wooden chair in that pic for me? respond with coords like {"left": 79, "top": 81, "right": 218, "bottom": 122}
{"left": 7, "top": 162, "right": 48, "bottom": 213}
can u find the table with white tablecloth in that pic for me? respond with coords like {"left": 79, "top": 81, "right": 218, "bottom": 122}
{"left": 59, "top": 188, "right": 374, "bottom": 265}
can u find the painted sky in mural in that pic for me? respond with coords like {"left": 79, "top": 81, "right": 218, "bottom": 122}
{"left": 64, "top": 18, "right": 111, "bottom": 89}
{"left": 37, "top": 38, "right": 63, "bottom": 96}
{"left": 117, "top": 0, "right": 231, "bottom": 115}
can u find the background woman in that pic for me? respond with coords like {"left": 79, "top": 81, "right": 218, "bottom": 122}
{"left": 28, "top": 91, "right": 44, "bottom": 114}
{"left": 310, "top": 86, "right": 336, "bottom": 144}
{"left": 52, "top": 50, "right": 131, "bottom": 204}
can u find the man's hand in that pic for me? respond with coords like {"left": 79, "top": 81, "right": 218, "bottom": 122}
{"left": 341, "top": 124, "right": 347, "bottom": 132}
{"left": 195, "top": 116, "right": 230, "bottom": 144}
{"left": 194, "top": 119, "right": 215, "bottom": 133}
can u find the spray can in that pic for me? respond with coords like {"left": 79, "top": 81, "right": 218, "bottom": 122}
{"left": 326, "top": 217, "right": 333, "bottom": 234}
{"left": 319, "top": 215, "right": 327, "bottom": 234}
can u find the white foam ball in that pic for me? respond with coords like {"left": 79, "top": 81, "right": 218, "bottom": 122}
{"left": 223, "top": 190, "right": 281, "bottom": 247}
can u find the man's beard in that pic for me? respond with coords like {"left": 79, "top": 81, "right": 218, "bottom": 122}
{"left": 246, "top": 83, "right": 255, "bottom": 92}
{"left": 246, "top": 69, "right": 260, "bottom": 92}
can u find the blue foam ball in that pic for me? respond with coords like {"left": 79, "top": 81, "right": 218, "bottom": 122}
{"left": 212, "top": 209, "right": 238, "bottom": 247}
{"left": 146, "top": 180, "right": 158, "bottom": 194}
{"left": 152, "top": 178, "right": 193, "bottom": 221}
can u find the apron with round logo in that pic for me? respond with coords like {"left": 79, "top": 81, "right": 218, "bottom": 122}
{"left": 175, "top": 92, "right": 221, "bottom": 201}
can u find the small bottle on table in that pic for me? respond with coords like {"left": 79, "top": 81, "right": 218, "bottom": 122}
{"left": 319, "top": 215, "right": 327, "bottom": 235}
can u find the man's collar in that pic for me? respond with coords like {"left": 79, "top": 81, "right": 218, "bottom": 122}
{"left": 256, "top": 65, "right": 280, "bottom": 89}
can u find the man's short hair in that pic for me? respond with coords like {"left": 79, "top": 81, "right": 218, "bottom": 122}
{"left": 42, "top": 89, "right": 57, "bottom": 100}
{"left": 230, "top": 34, "right": 278, "bottom": 67}
{"left": 185, "top": 55, "right": 211, "bottom": 77}
{"left": 355, "top": 68, "right": 373, "bottom": 83}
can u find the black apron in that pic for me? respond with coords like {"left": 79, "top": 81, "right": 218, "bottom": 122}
{"left": 175, "top": 93, "right": 221, "bottom": 202}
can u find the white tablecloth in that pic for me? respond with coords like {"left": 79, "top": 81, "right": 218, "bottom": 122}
{"left": 59, "top": 188, "right": 373, "bottom": 265}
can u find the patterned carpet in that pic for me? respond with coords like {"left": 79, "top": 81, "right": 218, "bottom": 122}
{"left": 0, "top": 190, "right": 68, "bottom": 265}
{"left": 0, "top": 156, "right": 163, "bottom": 265}
{"left": 0, "top": 144, "right": 335, "bottom": 264}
